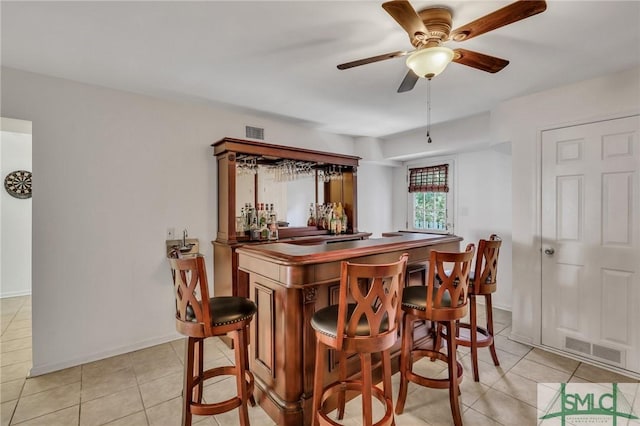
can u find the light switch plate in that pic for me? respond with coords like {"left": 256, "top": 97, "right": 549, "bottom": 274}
{"left": 166, "top": 227, "right": 175, "bottom": 240}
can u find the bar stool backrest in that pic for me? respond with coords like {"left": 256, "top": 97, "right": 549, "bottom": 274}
{"left": 472, "top": 235, "right": 501, "bottom": 295}
{"left": 426, "top": 244, "right": 475, "bottom": 319}
{"left": 336, "top": 254, "right": 408, "bottom": 350}
{"left": 168, "top": 255, "right": 211, "bottom": 338}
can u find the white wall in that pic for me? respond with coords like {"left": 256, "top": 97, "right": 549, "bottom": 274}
{"left": 1, "top": 118, "right": 33, "bottom": 298}
{"left": 455, "top": 147, "right": 512, "bottom": 310}
{"left": 383, "top": 112, "right": 492, "bottom": 160}
{"left": 492, "top": 66, "right": 640, "bottom": 345}
{"left": 0, "top": 67, "right": 358, "bottom": 375}
{"left": 356, "top": 162, "right": 394, "bottom": 238}
{"left": 352, "top": 136, "right": 398, "bottom": 238}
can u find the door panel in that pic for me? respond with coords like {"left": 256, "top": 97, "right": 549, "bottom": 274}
{"left": 541, "top": 115, "right": 640, "bottom": 374}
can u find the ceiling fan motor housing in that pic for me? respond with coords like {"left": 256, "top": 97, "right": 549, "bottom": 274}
{"left": 417, "top": 7, "right": 452, "bottom": 46}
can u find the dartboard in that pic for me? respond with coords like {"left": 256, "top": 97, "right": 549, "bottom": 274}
{"left": 4, "top": 170, "right": 32, "bottom": 199}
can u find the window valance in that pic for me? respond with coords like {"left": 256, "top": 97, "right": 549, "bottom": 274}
{"left": 408, "top": 164, "right": 449, "bottom": 193}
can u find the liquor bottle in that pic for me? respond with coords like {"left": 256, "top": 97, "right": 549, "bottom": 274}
{"left": 259, "top": 203, "right": 267, "bottom": 228}
{"left": 250, "top": 205, "right": 257, "bottom": 230}
{"left": 267, "top": 205, "right": 278, "bottom": 241}
{"left": 329, "top": 212, "right": 337, "bottom": 235}
{"left": 341, "top": 211, "right": 348, "bottom": 234}
{"left": 335, "top": 202, "right": 343, "bottom": 220}
{"left": 307, "top": 203, "right": 316, "bottom": 226}
{"left": 250, "top": 217, "right": 260, "bottom": 241}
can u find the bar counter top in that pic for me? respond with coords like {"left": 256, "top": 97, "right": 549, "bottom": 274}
{"left": 235, "top": 233, "right": 462, "bottom": 266}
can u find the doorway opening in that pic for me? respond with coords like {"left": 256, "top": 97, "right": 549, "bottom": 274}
{"left": 1, "top": 116, "right": 33, "bottom": 375}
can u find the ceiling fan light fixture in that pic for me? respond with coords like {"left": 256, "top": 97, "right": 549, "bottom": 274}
{"left": 406, "top": 46, "right": 454, "bottom": 79}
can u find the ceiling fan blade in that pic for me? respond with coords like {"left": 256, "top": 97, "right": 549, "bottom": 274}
{"left": 397, "top": 70, "right": 419, "bottom": 93}
{"left": 450, "top": 0, "right": 547, "bottom": 42}
{"left": 452, "top": 49, "right": 509, "bottom": 73}
{"left": 382, "top": 0, "right": 429, "bottom": 47}
{"left": 337, "top": 50, "right": 409, "bottom": 70}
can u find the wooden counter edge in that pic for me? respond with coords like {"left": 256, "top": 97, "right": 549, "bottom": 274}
{"left": 236, "top": 234, "right": 463, "bottom": 266}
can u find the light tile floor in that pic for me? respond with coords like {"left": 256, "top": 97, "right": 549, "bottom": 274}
{"left": 1, "top": 295, "right": 639, "bottom": 425}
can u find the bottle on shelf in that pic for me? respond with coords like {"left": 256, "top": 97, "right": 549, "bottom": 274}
{"left": 267, "top": 204, "right": 278, "bottom": 241}
{"left": 250, "top": 217, "right": 260, "bottom": 241}
{"left": 341, "top": 210, "right": 348, "bottom": 234}
{"left": 335, "top": 202, "right": 343, "bottom": 220}
{"left": 307, "top": 203, "right": 316, "bottom": 226}
{"left": 329, "top": 212, "right": 337, "bottom": 235}
{"left": 259, "top": 203, "right": 267, "bottom": 228}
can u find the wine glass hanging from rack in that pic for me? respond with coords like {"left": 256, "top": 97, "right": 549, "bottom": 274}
{"left": 236, "top": 155, "right": 347, "bottom": 182}
{"left": 236, "top": 155, "right": 258, "bottom": 176}
{"left": 268, "top": 160, "right": 315, "bottom": 182}
{"left": 318, "top": 165, "right": 343, "bottom": 183}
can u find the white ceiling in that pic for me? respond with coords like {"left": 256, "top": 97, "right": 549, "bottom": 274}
{"left": 2, "top": 1, "right": 639, "bottom": 138}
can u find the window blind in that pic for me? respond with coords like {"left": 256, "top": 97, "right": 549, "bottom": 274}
{"left": 408, "top": 164, "right": 449, "bottom": 193}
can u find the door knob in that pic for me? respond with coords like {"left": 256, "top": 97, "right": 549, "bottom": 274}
{"left": 544, "top": 248, "right": 555, "bottom": 256}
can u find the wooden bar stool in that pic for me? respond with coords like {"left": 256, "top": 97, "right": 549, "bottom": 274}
{"left": 455, "top": 235, "right": 502, "bottom": 382}
{"left": 168, "top": 255, "right": 257, "bottom": 426}
{"left": 311, "top": 254, "right": 408, "bottom": 426}
{"left": 395, "top": 245, "right": 475, "bottom": 426}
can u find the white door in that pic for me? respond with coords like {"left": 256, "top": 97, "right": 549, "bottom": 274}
{"left": 541, "top": 115, "right": 640, "bottom": 375}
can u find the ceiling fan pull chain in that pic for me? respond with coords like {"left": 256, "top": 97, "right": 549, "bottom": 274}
{"left": 426, "top": 77, "right": 432, "bottom": 143}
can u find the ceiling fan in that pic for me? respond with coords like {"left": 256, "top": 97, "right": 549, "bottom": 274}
{"left": 337, "top": 0, "right": 547, "bottom": 92}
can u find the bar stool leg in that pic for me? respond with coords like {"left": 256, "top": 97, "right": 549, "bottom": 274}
{"left": 485, "top": 295, "right": 500, "bottom": 366}
{"left": 183, "top": 337, "right": 195, "bottom": 426}
{"left": 444, "top": 321, "right": 463, "bottom": 426}
{"left": 395, "top": 313, "right": 412, "bottom": 415}
{"left": 194, "top": 339, "right": 204, "bottom": 403}
{"left": 382, "top": 348, "right": 395, "bottom": 426}
{"left": 431, "top": 322, "right": 443, "bottom": 362}
{"left": 381, "top": 349, "right": 392, "bottom": 405}
{"left": 233, "top": 329, "right": 250, "bottom": 426}
{"left": 311, "top": 340, "right": 325, "bottom": 426}
{"left": 240, "top": 326, "right": 257, "bottom": 407}
{"left": 337, "top": 350, "right": 347, "bottom": 420}
{"left": 469, "top": 295, "right": 480, "bottom": 382}
{"left": 361, "top": 352, "right": 373, "bottom": 426}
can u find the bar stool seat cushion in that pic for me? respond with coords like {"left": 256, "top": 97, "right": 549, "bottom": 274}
{"left": 401, "top": 285, "right": 452, "bottom": 311}
{"left": 311, "top": 304, "right": 390, "bottom": 338}
{"left": 185, "top": 296, "right": 257, "bottom": 326}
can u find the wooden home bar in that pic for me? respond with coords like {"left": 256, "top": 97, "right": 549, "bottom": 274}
{"left": 212, "top": 137, "right": 462, "bottom": 425}
{"left": 237, "top": 234, "right": 460, "bottom": 425}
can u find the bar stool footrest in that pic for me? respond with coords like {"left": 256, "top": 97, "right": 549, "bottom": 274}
{"left": 189, "top": 366, "right": 254, "bottom": 416}
{"left": 406, "top": 348, "right": 463, "bottom": 390}
{"left": 454, "top": 323, "right": 494, "bottom": 347}
{"left": 317, "top": 380, "right": 394, "bottom": 426}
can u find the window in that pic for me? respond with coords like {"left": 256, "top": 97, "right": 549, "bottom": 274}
{"left": 408, "top": 163, "right": 451, "bottom": 233}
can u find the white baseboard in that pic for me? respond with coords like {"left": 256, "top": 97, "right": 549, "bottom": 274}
{"left": 508, "top": 331, "right": 534, "bottom": 345}
{"left": 492, "top": 302, "right": 512, "bottom": 312}
{"left": 29, "top": 331, "right": 183, "bottom": 377}
{"left": 0, "top": 289, "right": 32, "bottom": 299}
{"left": 474, "top": 298, "right": 512, "bottom": 313}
